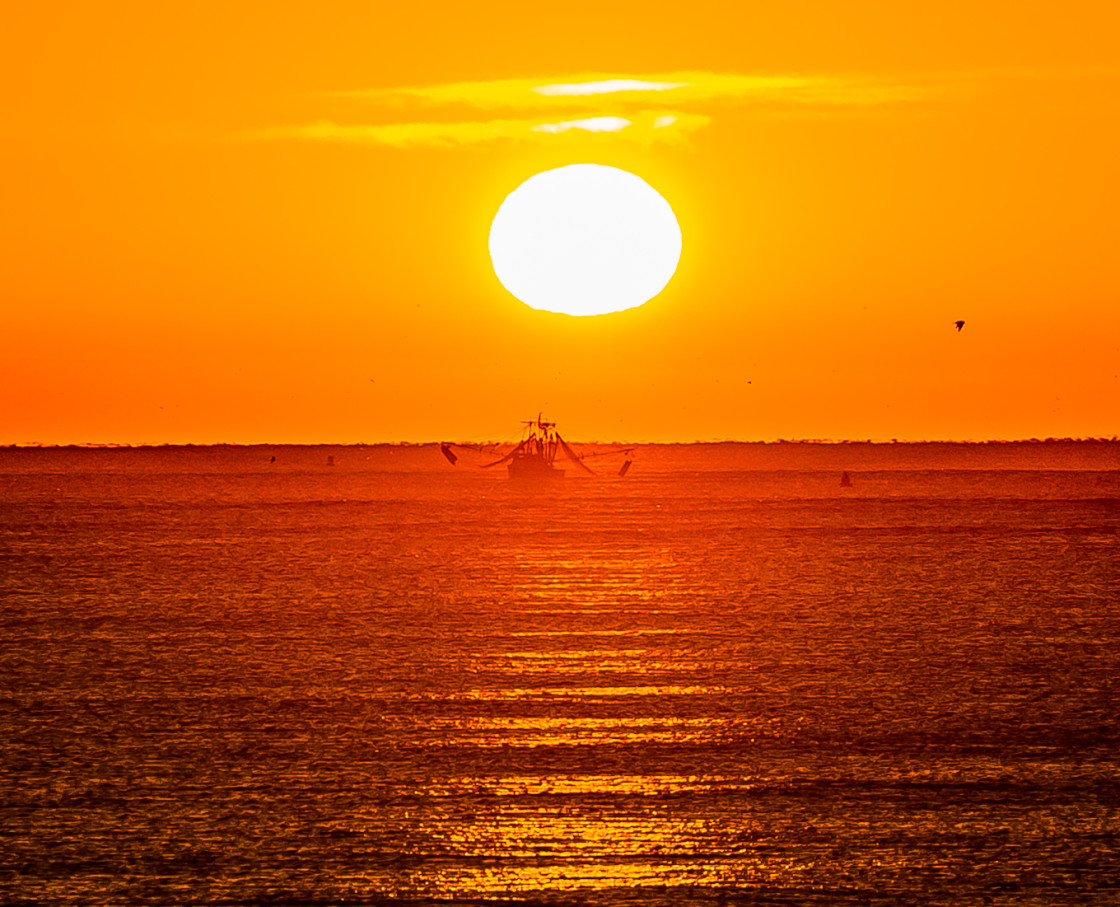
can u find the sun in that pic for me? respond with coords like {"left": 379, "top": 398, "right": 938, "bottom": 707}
{"left": 489, "top": 164, "right": 682, "bottom": 317}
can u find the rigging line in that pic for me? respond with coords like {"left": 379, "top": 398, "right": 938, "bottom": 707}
{"left": 557, "top": 434, "right": 596, "bottom": 474}
{"left": 481, "top": 441, "right": 524, "bottom": 469}
{"left": 575, "top": 447, "right": 635, "bottom": 460}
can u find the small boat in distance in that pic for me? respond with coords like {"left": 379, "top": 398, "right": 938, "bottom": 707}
{"left": 487, "top": 415, "right": 591, "bottom": 479}
{"left": 442, "top": 416, "right": 629, "bottom": 479}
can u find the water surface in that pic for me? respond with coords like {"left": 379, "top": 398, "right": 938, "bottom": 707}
{"left": 2, "top": 443, "right": 1119, "bottom": 904}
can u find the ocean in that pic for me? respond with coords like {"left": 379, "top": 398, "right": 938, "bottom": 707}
{"left": 2, "top": 442, "right": 1119, "bottom": 905}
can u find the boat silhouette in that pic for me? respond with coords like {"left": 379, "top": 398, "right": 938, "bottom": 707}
{"left": 442, "top": 416, "right": 630, "bottom": 479}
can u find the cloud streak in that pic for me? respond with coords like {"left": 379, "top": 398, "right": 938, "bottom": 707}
{"left": 530, "top": 116, "right": 632, "bottom": 134}
{"left": 533, "top": 78, "right": 690, "bottom": 97}
{"left": 256, "top": 71, "right": 924, "bottom": 149}
{"left": 254, "top": 111, "right": 710, "bottom": 148}
{"left": 336, "top": 71, "right": 922, "bottom": 110}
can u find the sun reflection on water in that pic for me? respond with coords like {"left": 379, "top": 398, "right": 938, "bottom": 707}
{"left": 358, "top": 538, "right": 763, "bottom": 898}
{"left": 371, "top": 775, "right": 792, "bottom": 899}
{"left": 434, "top": 684, "right": 726, "bottom": 700}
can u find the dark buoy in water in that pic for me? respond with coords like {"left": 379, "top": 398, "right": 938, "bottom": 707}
{"left": 840, "top": 471, "right": 852, "bottom": 487}
{"left": 269, "top": 455, "right": 276, "bottom": 464}
{"left": 327, "top": 455, "right": 335, "bottom": 467}
{"left": 618, "top": 459, "right": 632, "bottom": 477}
{"left": 440, "top": 443, "right": 458, "bottom": 465}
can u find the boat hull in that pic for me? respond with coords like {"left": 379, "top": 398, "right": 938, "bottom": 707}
{"left": 508, "top": 455, "right": 564, "bottom": 480}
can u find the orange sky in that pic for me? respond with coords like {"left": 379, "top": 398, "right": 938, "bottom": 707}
{"left": 3, "top": 1, "right": 1118, "bottom": 444}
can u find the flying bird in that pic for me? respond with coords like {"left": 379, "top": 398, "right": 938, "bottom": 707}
{"left": 954, "top": 320, "right": 965, "bottom": 332}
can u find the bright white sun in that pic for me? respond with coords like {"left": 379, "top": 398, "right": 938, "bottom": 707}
{"left": 489, "top": 164, "right": 682, "bottom": 317}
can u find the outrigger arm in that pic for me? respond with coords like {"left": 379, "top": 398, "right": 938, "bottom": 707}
{"left": 557, "top": 434, "right": 595, "bottom": 474}
{"left": 481, "top": 441, "right": 526, "bottom": 469}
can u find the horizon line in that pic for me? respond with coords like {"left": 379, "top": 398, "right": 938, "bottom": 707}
{"left": 4, "top": 437, "right": 1118, "bottom": 449}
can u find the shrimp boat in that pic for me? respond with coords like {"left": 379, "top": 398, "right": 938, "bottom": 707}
{"left": 441, "top": 416, "right": 632, "bottom": 479}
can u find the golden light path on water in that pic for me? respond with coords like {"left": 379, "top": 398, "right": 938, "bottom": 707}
{"left": 359, "top": 535, "right": 765, "bottom": 897}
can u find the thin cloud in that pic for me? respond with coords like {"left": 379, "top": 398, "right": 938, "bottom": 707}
{"left": 533, "top": 78, "right": 690, "bottom": 97}
{"left": 253, "top": 111, "right": 709, "bottom": 148}
{"left": 257, "top": 71, "right": 923, "bottom": 149}
{"left": 530, "top": 116, "right": 631, "bottom": 134}
{"left": 335, "top": 71, "right": 922, "bottom": 110}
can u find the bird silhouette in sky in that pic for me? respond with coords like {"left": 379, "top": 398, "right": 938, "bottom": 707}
{"left": 954, "top": 320, "right": 965, "bottom": 332}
